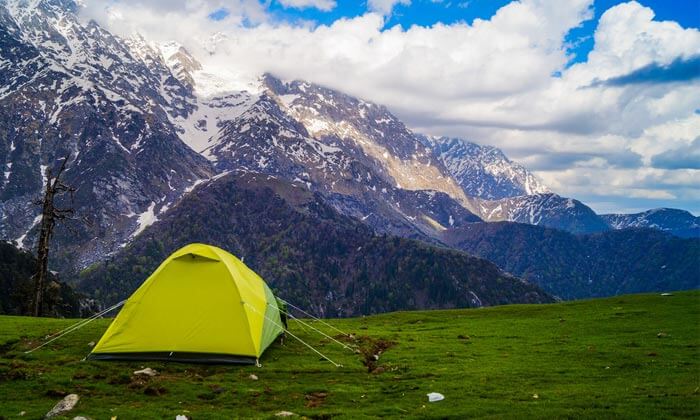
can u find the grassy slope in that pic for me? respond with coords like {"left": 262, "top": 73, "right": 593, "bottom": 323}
{"left": 0, "top": 292, "right": 698, "bottom": 419}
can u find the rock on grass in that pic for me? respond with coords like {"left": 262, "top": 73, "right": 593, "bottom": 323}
{"left": 45, "top": 394, "right": 79, "bottom": 418}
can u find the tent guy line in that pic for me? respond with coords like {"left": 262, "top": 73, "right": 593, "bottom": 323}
{"left": 287, "top": 311, "right": 356, "bottom": 352}
{"left": 243, "top": 301, "right": 343, "bottom": 368}
{"left": 24, "top": 299, "right": 126, "bottom": 354}
{"left": 278, "top": 297, "right": 353, "bottom": 338}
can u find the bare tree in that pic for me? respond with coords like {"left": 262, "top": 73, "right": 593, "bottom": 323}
{"left": 32, "top": 156, "right": 76, "bottom": 317}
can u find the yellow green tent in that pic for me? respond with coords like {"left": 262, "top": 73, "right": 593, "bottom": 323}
{"left": 88, "top": 243, "right": 284, "bottom": 364}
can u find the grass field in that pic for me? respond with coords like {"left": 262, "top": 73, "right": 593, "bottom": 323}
{"left": 1, "top": 291, "right": 698, "bottom": 419}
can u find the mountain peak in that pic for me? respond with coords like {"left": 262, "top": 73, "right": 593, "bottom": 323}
{"left": 602, "top": 208, "right": 699, "bottom": 238}
{"left": 158, "top": 41, "right": 202, "bottom": 87}
{"left": 427, "top": 136, "right": 551, "bottom": 200}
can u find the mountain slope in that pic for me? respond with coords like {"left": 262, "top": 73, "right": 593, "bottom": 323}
{"left": 426, "top": 136, "right": 550, "bottom": 200}
{"left": 78, "top": 172, "right": 552, "bottom": 316}
{"left": 602, "top": 208, "right": 699, "bottom": 238}
{"left": 442, "top": 222, "right": 700, "bottom": 299}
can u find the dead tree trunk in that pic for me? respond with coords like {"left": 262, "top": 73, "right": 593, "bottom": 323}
{"left": 32, "top": 157, "right": 75, "bottom": 317}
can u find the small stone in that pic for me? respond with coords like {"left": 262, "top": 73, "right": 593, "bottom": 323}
{"left": 87, "top": 341, "right": 95, "bottom": 347}
{"left": 275, "top": 412, "right": 296, "bottom": 417}
{"left": 45, "top": 394, "right": 79, "bottom": 418}
{"left": 657, "top": 332, "right": 668, "bottom": 338}
{"left": 19, "top": 412, "right": 26, "bottom": 416}
{"left": 175, "top": 415, "right": 189, "bottom": 420}
{"left": 73, "top": 417, "right": 92, "bottom": 420}
{"left": 532, "top": 394, "right": 539, "bottom": 399}
{"left": 249, "top": 374, "right": 258, "bottom": 380}
{"left": 133, "top": 368, "right": 158, "bottom": 377}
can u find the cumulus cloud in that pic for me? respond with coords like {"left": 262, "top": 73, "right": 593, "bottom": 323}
{"left": 367, "top": 0, "right": 411, "bottom": 15}
{"left": 278, "top": 0, "right": 336, "bottom": 11}
{"left": 78, "top": 0, "right": 700, "bottom": 213}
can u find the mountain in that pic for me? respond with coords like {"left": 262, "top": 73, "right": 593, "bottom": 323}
{"left": 602, "top": 208, "right": 699, "bottom": 238}
{"left": 1, "top": 0, "right": 696, "bottom": 311}
{"left": 426, "top": 136, "right": 550, "bottom": 200}
{"left": 422, "top": 137, "right": 614, "bottom": 234}
{"left": 442, "top": 222, "right": 700, "bottom": 299}
{"left": 472, "top": 193, "right": 611, "bottom": 234}
{"left": 78, "top": 172, "right": 553, "bottom": 316}
{"left": 0, "top": 0, "right": 213, "bottom": 270}
{"left": 195, "top": 74, "right": 483, "bottom": 242}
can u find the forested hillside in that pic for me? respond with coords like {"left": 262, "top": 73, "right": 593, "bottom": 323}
{"left": 78, "top": 173, "right": 552, "bottom": 316}
{"left": 445, "top": 223, "right": 700, "bottom": 299}
{"left": 0, "top": 241, "right": 81, "bottom": 316}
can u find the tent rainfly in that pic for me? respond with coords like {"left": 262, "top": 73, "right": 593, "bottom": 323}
{"left": 88, "top": 243, "right": 284, "bottom": 364}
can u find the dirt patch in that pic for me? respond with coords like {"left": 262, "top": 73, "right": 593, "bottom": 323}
{"left": 305, "top": 391, "right": 328, "bottom": 408}
{"left": 335, "top": 335, "right": 396, "bottom": 373}
{"left": 0, "top": 366, "right": 31, "bottom": 381}
{"left": 72, "top": 371, "right": 89, "bottom": 380}
{"left": 45, "top": 389, "right": 67, "bottom": 398}
{"left": 144, "top": 385, "right": 168, "bottom": 396}
{"left": 210, "top": 384, "right": 226, "bottom": 394}
{"left": 108, "top": 374, "right": 131, "bottom": 385}
{"left": 127, "top": 374, "right": 151, "bottom": 390}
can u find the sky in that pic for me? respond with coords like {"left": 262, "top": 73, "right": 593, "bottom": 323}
{"left": 81, "top": 0, "right": 700, "bottom": 214}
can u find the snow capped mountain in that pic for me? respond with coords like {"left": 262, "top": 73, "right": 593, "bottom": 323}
{"left": 417, "top": 136, "right": 611, "bottom": 233}
{"left": 263, "top": 76, "right": 470, "bottom": 204}
{"left": 192, "top": 74, "right": 481, "bottom": 240}
{"left": 602, "top": 208, "right": 699, "bottom": 238}
{"left": 474, "top": 193, "right": 610, "bottom": 234}
{"left": 0, "top": 0, "right": 212, "bottom": 268}
{"left": 426, "top": 137, "right": 550, "bottom": 200}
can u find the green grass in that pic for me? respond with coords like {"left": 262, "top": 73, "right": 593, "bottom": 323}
{"left": 1, "top": 292, "right": 699, "bottom": 419}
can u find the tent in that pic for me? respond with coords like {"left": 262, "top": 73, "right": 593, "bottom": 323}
{"left": 88, "top": 243, "right": 284, "bottom": 364}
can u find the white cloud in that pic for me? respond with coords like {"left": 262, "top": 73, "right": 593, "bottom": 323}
{"left": 79, "top": 0, "right": 700, "bottom": 213}
{"left": 367, "top": 0, "right": 411, "bottom": 16}
{"left": 277, "top": 0, "right": 336, "bottom": 11}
